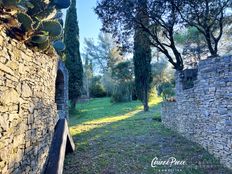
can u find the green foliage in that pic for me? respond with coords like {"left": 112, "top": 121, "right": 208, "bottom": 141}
{"left": 174, "top": 33, "right": 186, "bottom": 45}
{"left": 53, "top": 40, "right": 65, "bottom": 52}
{"left": 95, "top": 0, "right": 184, "bottom": 71}
{"left": 157, "top": 81, "right": 175, "bottom": 100}
{"left": 2, "top": 0, "right": 19, "bottom": 7}
{"left": 174, "top": 27, "right": 208, "bottom": 66}
{"left": 1, "top": 0, "right": 69, "bottom": 52}
{"left": 112, "top": 61, "right": 133, "bottom": 82}
{"left": 133, "top": 1, "right": 152, "bottom": 111}
{"left": 111, "top": 61, "right": 133, "bottom": 103}
{"left": 30, "top": 34, "right": 49, "bottom": 44}
{"left": 101, "top": 71, "right": 114, "bottom": 96}
{"left": 39, "top": 20, "right": 62, "bottom": 38}
{"left": 36, "top": 39, "right": 50, "bottom": 51}
{"left": 17, "top": 12, "right": 33, "bottom": 31}
{"left": 64, "top": 0, "right": 83, "bottom": 105}
{"left": 82, "top": 33, "right": 123, "bottom": 74}
{"left": 151, "top": 59, "right": 174, "bottom": 86}
{"left": 89, "top": 76, "right": 106, "bottom": 98}
{"left": 179, "top": 0, "right": 231, "bottom": 57}
{"left": 82, "top": 32, "right": 124, "bottom": 98}
{"left": 151, "top": 59, "right": 175, "bottom": 100}
{"left": 90, "top": 85, "right": 106, "bottom": 98}
{"left": 175, "top": 27, "right": 205, "bottom": 47}
{"left": 111, "top": 82, "right": 132, "bottom": 103}
{"left": 52, "top": 0, "right": 71, "bottom": 9}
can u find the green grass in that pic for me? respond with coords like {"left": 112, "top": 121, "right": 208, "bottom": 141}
{"left": 64, "top": 97, "right": 231, "bottom": 174}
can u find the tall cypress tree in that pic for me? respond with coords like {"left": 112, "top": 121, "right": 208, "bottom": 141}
{"left": 64, "top": 0, "right": 83, "bottom": 107}
{"left": 133, "top": 0, "right": 152, "bottom": 112}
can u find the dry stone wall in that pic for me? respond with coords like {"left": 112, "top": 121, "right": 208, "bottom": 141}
{"left": 161, "top": 56, "right": 232, "bottom": 170}
{"left": 0, "top": 30, "right": 59, "bottom": 174}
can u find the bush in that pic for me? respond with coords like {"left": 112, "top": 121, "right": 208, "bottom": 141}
{"left": 111, "top": 82, "right": 132, "bottom": 103}
{"left": 157, "top": 81, "right": 175, "bottom": 100}
{"left": 89, "top": 76, "right": 107, "bottom": 98}
{"left": 90, "top": 84, "right": 106, "bottom": 98}
{"left": 111, "top": 61, "right": 133, "bottom": 103}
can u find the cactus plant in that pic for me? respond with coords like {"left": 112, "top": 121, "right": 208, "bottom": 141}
{"left": 36, "top": 39, "right": 50, "bottom": 51}
{"left": 32, "top": 7, "right": 57, "bottom": 20}
{"left": 2, "top": 0, "right": 19, "bottom": 8}
{"left": 39, "top": 20, "right": 62, "bottom": 37}
{"left": 27, "top": 0, "right": 49, "bottom": 17}
{"left": 1, "top": 0, "right": 69, "bottom": 52}
{"left": 17, "top": 12, "right": 33, "bottom": 31}
{"left": 53, "top": 40, "right": 65, "bottom": 52}
{"left": 16, "top": 1, "right": 34, "bottom": 12}
{"left": 52, "top": 0, "right": 71, "bottom": 9}
{"left": 18, "top": 0, "right": 34, "bottom": 9}
{"left": 30, "top": 34, "right": 49, "bottom": 44}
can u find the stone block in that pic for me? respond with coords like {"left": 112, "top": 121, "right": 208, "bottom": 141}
{"left": 0, "top": 62, "right": 14, "bottom": 75}
{"left": 8, "top": 114, "right": 20, "bottom": 122}
{"left": 0, "top": 114, "right": 9, "bottom": 131}
{"left": 13, "top": 134, "right": 24, "bottom": 148}
{"left": 21, "top": 83, "right": 32, "bottom": 98}
{"left": 0, "top": 89, "right": 20, "bottom": 105}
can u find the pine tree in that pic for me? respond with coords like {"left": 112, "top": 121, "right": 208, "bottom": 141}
{"left": 133, "top": 0, "right": 152, "bottom": 112}
{"left": 64, "top": 0, "right": 83, "bottom": 108}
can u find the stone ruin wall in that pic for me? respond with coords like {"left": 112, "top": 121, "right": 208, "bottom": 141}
{"left": 0, "top": 30, "right": 62, "bottom": 173}
{"left": 162, "top": 56, "right": 232, "bottom": 170}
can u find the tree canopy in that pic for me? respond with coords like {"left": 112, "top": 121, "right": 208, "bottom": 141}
{"left": 95, "top": 0, "right": 231, "bottom": 70}
{"left": 64, "top": 0, "right": 83, "bottom": 107}
{"left": 176, "top": 0, "right": 231, "bottom": 57}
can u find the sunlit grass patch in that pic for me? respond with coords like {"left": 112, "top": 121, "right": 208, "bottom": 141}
{"left": 69, "top": 97, "right": 162, "bottom": 136}
{"left": 70, "top": 109, "right": 141, "bottom": 136}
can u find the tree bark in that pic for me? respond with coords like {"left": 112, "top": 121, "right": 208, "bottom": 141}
{"left": 143, "top": 87, "right": 149, "bottom": 112}
{"left": 71, "top": 98, "right": 78, "bottom": 109}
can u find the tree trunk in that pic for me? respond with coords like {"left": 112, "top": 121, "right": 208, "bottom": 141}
{"left": 71, "top": 98, "right": 78, "bottom": 109}
{"left": 143, "top": 88, "right": 149, "bottom": 112}
{"left": 86, "top": 79, "right": 90, "bottom": 98}
{"left": 205, "top": 32, "right": 217, "bottom": 57}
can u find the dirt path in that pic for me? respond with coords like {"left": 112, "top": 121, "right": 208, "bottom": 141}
{"left": 63, "top": 98, "right": 231, "bottom": 174}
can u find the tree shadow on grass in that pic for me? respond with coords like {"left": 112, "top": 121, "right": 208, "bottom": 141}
{"left": 64, "top": 99, "right": 231, "bottom": 174}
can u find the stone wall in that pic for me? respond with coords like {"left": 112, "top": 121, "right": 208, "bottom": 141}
{"left": 161, "top": 56, "right": 232, "bottom": 170}
{"left": 0, "top": 30, "right": 66, "bottom": 173}
{"left": 56, "top": 60, "right": 69, "bottom": 119}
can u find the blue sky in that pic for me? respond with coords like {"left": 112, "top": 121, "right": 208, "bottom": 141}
{"left": 64, "top": 0, "right": 102, "bottom": 51}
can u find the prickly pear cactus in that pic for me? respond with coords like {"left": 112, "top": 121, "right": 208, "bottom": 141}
{"left": 17, "top": 12, "right": 34, "bottom": 31}
{"left": 52, "top": 0, "right": 71, "bottom": 9}
{"left": 2, "top": 0, "right": 19, "bottom": 8}
{"left": 39, "top": 20, "right": 62, "bottom": 38}
{"left": 53, "top": 40, "right": 66, "bottom": 52}
{"left": 0, "top": 0, "right": 70, "bottom": 52}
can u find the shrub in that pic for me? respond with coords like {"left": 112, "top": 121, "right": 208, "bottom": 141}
{"left": 111, "top": 82, "right": 132, "bottom": 103}
{"left": 111, "top": 61, "right": 133, "bottom": 103}
{"left": 157, "top": 81, "right": 175, "bottom": 100}
{"left": 89, "top": 76, "right": 107, "bottom": 98}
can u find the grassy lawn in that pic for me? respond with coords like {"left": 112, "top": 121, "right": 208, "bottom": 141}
{"left": 64, "top": 97, "right": 231, "bottom": 174}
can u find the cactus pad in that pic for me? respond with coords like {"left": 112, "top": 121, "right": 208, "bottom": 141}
{"left": 40, "top": 20, "right": 62, "bottom": 37}
{"left": 17, "top": 12, "right": 34, "bottom": 31}
{"left": 31, "top": 34, "right": 49, "bottom": 44}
